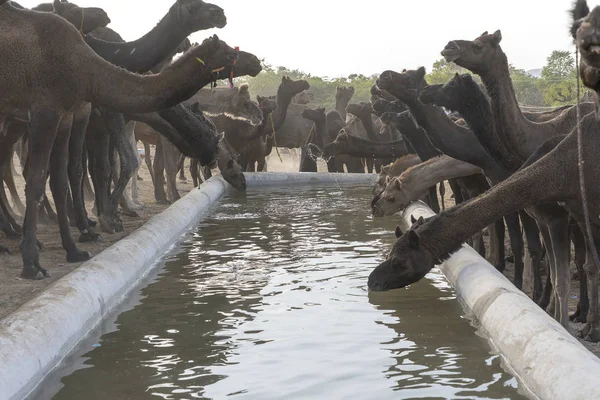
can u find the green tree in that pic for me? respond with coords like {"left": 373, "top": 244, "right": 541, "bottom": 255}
{"left": 538, "top": 50, "right": 579, "bottom": 106}
{"left": 425, "top": 58, "right": 477, "bottom": 85}
{"left": 509, "top": 65, "right": 544, "bottom": 106}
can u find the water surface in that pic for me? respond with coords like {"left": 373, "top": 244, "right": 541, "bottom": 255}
{"left": 40, "top": 185, "right": 526, "bottom": 400}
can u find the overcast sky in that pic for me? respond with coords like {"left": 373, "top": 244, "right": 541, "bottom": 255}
{"left": 19, "top": 0, "right": 600, "bottom": 77}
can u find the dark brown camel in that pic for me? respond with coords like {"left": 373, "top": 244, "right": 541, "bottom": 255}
{"left": 322, "top": 130, "right": 409, "bottom": 160}
{"left": 242, "top": 95, "right": 279, "bottom": 172}
{"left": 336, "top": 86, "right": 355, "bottom": 122}
{"left": 419, "top": 73, "right": 584, "bottom": 325}
{"left": 0, "top": 0, "right": 239, "bottom": 280}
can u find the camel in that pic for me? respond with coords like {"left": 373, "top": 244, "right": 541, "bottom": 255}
{"left": 241, "top": 96, "right": 279, "bottom": 172}
{"left": 372, "top": 154, "right": 422, "bottom": 199}
{"left": 336, "top": 86, "right": 355, "bottom": 122}
{"left": 293, "top": 91, "right": 314, "bottom": 105}
{"left": 0, "top": 0, "right": 241, "bottom": 280}
{"left": 186, "top": 84, "right": 263, "bottom": 126}
{"left": 322, "top": 130, "right": 409, "bottom": 160}
{"left": 372, "top": 156, "right": 482, "bottom": 217}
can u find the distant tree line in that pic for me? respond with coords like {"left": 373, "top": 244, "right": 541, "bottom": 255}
{"left": 234, "top": 50, "right": 582, "bottom": 109}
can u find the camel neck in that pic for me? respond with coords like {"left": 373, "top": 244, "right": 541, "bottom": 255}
{"left": 358, "top": 113, "right": 379, "bottom": 141}
{"left": 418, "top": 155, "right": 562, "bottom": 263}
{"left": 479, "top": 56, "right": 532, "bottom": 163}
{"left": 336, "top": 98, "right": 350, "bottom": 121}
{"left": 85, "top": 8, "right": 188, "bottom": 73}
{"left": 272, "top": 92, "right": 293, "bottom": 130}
{"left": 391, "top": 116, "right": 440, "bottom": 161}
{"left": 401, "top": 156, "right": 481, "bottom": 200}
{"left": 453, "top": 92, "right": 517, "bottom": 178}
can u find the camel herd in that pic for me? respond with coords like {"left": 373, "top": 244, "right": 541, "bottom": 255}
{"left": 4, "top": 0, "right": 600, "bottom": 349}
{"left": 362, "top": 0, "right": 600, "bottom": 345}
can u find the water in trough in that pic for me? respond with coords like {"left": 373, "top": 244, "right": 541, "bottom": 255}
{"left": 37, "top": 185, "right": 527, "bottom": 399}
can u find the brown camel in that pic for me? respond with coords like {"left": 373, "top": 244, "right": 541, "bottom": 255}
{"left": 293, "top": 91, "right": 314, "bottom": 105}
{"left": 372, "top": 156, "right": 481, "bottom": 217}
{"left": 335, "top": 86, "right": 355, "bottom": 121}
{"left": 322, "top": 130, "right": 409, "bottom": 160}
{"left": 242, "top": 95, "right": 279, "bottom": 172}
{"left": 0, "top": 0, "right": 239, "bottom": 280}
{"left": 372, "top": 155, "right": 422, "bottom": 199}
{"left": 186, "top": 84, "right": 263, "bottom": 126}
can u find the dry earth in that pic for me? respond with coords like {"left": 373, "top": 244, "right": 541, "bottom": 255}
{"left": 1, "top": 149, "right": 598, "bottom": 358}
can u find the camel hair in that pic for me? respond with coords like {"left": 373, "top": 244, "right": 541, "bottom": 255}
{"left": 367, "top": 103, "right": 600, "bottom": 341}
{"left": 0, "top": 0, "right": 242, "bottom": 280}
{"left": 440, "top": 31, "right": 592, "bottom": 311}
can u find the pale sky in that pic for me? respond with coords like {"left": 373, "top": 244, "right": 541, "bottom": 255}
{"left": 18, "top": 0, "right": 600, "bottom": 77}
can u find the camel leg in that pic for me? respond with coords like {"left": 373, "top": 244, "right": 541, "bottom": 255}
{"left": 162, "top": 138, "right": 180, "bottom": 202}
{"left": 39, "top": 193, "right": 57, "bottom": 223}
{"left": 86, "top": 112, "right": 110, "bottom": 220}
{"left": 20, "top": 108, "right": 62, "bottom": 279}
{"left": 439, "top": 182, "right": 446, "bottom": 211}
{"left": 0, "top": 183, "right": 20, "bottom": 239}
{"left": 504, "top": 212, "right": 524, "bottom": 281}
{"left": 0, "top": 163, "right": 22, "bottom": 230}
{"left": 68, "top": 104, "right": 102, "bottom": 243}
{"left": 547, "top": 217, "right": 571, "bottom": 328}
{"left": 190, "top": 159, "right": 200, "bottom": 187}
{"left": 488, "top": 219, "right": 505, "bottom": 273}
{"left": 143, "top": 142, "right": 154, "bottom": 186}
{"left": 201, "top": 165, "right": 212, "bottom": 181}
{"left": 177, "top": 153, "right": 187, "bottom": 181}
{"left": 153, "top": 141, "right": 168, "bottom": 204}
{"left": 519, "top": 211, "right": 543, "bottom": 299}
{"left": 101, "top": 110, "right": 137, "bottom": 233}
{"left": 83, "top": 173, "right": 95, "bottom": 202}
{"left": 124, "top": 121, "right": 143, "bottom": 208}
{"left": 3, "top": 158, "right": 25, "bottom": 215}
{"left": 579, "top": 226, "right": 600, "bottom": 342}
{"left": 50, "top": 114, "right": 91, "bottom": 264}
{"left": 571, "top": 225, "right": 589, "bottom": 323}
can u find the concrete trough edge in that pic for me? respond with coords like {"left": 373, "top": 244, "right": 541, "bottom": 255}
{"left": 243, "top": 171, "right": 378, "bottom": 187}
{"left": 400, "top": 201, "right": 600, "bottom": 400}
{"left": 0, "top": 176, "right": 230, "bottom": 400}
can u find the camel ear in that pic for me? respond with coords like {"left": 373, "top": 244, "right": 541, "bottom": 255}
{"left": 381, "top": 165, "right": 390, "bottom": 175}
{"left": 410, "top": 215, "right": 417, "bottom": 224}
{"left": 408, "top": 230, "right": 421, "bottom": 249}
{"left": 256, "top": 95, "right": 263, "bottom": 102}
{"left": 217, "top": 132, "right": 225, "bottom": 142}
{"left": 190, "top": 102, "right": 201, "bottom": 113}
{"left": 395, "top": 226, "right": 402, "bottom": 238}
{"left": 491, "top": 30, "right": 502, "bottom": 45}
{"left": 416, "top": 67, "right": 426, "bottom": 80}
{"left": 417, "top": 216, "right": 425, "bottom": 225}
{"left": 394, "top": 178, "right": 402, "bottom": 190}
{"left": 480, "top": 31, "right": 488, "bottom": 37}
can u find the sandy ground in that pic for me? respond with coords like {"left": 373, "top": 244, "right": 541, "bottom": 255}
{"left": 1, "top": 149, "right": 599, "bottom": 358}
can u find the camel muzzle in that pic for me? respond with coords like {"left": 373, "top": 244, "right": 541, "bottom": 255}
{"left": 441, "top": 41, "right": 461, "bottom": 62}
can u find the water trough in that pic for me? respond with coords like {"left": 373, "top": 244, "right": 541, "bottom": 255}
{"left": 0, "top": 172, "right": 599, "bottom": 400}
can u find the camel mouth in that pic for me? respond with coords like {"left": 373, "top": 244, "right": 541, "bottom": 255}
{"left": 441, "top": 42, "right": 461, "bottom": 62}
{"left": 585, "top": 44, "right": 600, "bottom": 55}
{"left": 212, "top": 16, "right": 227, "bottom": 28}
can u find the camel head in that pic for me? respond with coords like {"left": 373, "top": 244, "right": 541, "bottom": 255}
{"left": 346, "top": 101, "right": 375, "bottom": 120}
{"left": 227, "top": 84, "right": 263, "bottom": 126}
{"left": 441, "top": 30, "right": 504, "bottom": 76}
{"left": 322, "top": 129, "right": 350, "bottom": 159}
{"left": 212, "top": 50, "right": 263, "bottom": 82}
{"left": 370, "top": 85, "right": 396, "bottom": 102}
{"left": 172, "top": 0, "right": 227, "bottom": 32}
{"left": 293, "top": 91, "right": 315, "bottom": 105}
{"left": 371, "top": 176, "right": 413, "bottom": 217}
{"left": 372, "top": 99, "right": 407, "bottom": 117}
{"left": 190, "top": 35, "right": 240, "bottom": 76}
{"left": 377, "top": 68, "right": 428, "bottom": 103}
{"left": 277, "top": 76, "right": 311, "bottom": 100}
{"left": 256, "top": 95, "right": 277, "bottom": 117}
{"left": 420, "top": 73, "right": 479, "bottom": 112}
{"left": 41, "top": 0, "right": 110, "bottom": 33}
{"left": 336, "top": 86, "right": 355, "bottom": 104}
{"left": 368, "top": 220, "right": 434, "bottom": 291}
{"left": 216, "top": 137, "right": 246, "bottom": 191}
{"left": 301, "top": 107, "right": 326, "bottom": 123}
{"left": 571, "top": 1, "right": 600, "bottom": 91}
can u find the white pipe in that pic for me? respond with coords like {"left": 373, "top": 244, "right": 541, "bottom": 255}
{"left": 0, "top": 176, "right": 229, "bottom": 400}
{"left": 400, "top": 201, "right": 600, "bottom": 400}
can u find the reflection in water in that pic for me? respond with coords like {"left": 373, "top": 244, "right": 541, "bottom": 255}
{"left": 42, "top": 186, "right": 526, "bottom": 400}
